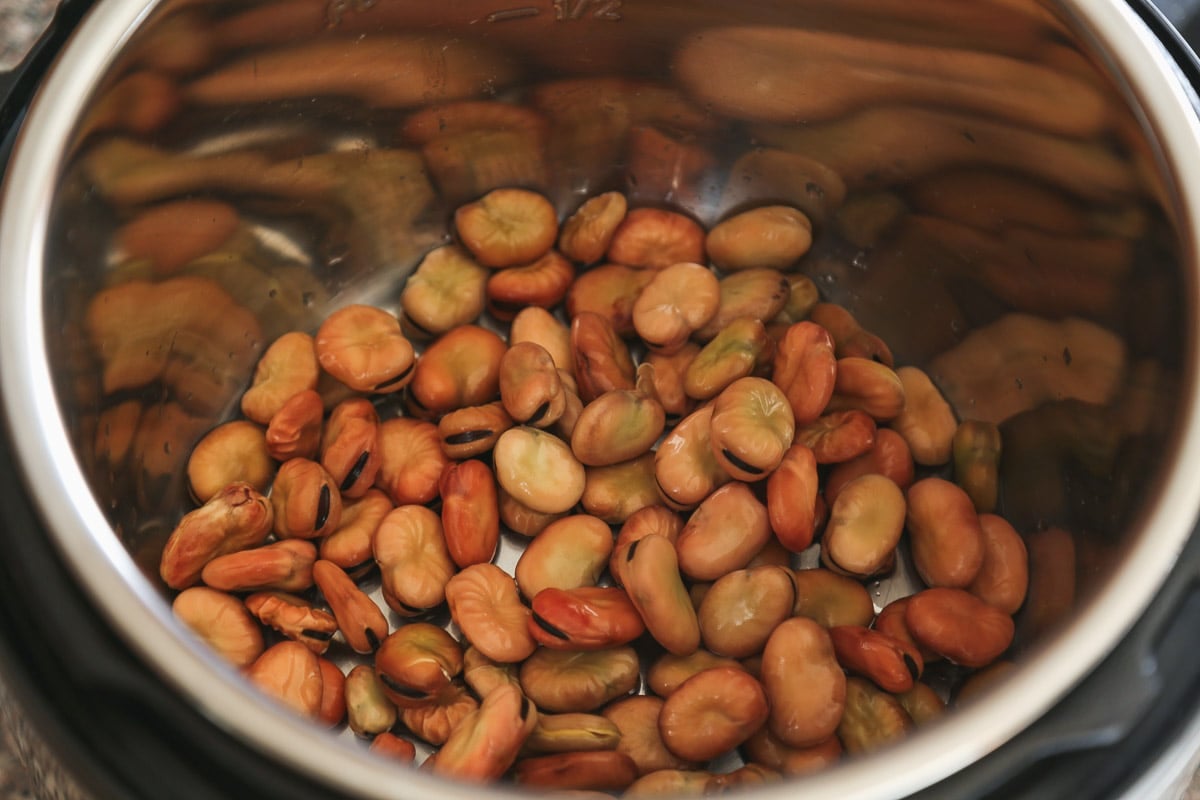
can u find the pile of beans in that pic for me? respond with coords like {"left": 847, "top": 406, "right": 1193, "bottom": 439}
{"left": 162, "top": 186, "right": 1026, "bottom": 794}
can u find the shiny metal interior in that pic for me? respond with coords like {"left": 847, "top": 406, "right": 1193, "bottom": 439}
{"left": 4, "top": 0, "right": 1200, "bottom": 797}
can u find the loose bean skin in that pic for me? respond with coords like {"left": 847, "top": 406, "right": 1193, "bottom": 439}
{"left": 905, "top": 477, "right": 985, "bottom": 589}
{"left": 244, "top": 591, "right": 339, "bottom": 654}
{"left": 658, "top": 667, "right": 769, "bottom": 762}
{"left": 761, "top": 617, "right": 847, "bottom": 748}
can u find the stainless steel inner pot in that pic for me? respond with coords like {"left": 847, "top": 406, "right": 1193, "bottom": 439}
{"left": 3, "top": 0, "right": 1200, "bottom": 797}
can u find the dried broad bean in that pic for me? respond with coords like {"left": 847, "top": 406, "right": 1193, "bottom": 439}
{"left": 186, "top": 420, "right": 273, "bottom": 503}
{"left": 312, "top": 559, "right": 388, "bottom": 654}
{"left": 657, "top": 666, "right": 769, "bottom": 762}
{"left": 314, "top": 304, "right": 414, "bottom": 394}
{"left": 446, "top": 563, "right": 537, "bottom": 663}
{"left": 244, "top": 591, "right": 338, "bottom": 654}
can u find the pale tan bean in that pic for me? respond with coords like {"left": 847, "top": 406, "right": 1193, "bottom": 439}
{"left": 761, "top": 617, "right": 847, "bottom": 748}
{"left": 493, "top": 426, "right": 586, "bottom": 515}
{"left": 344, "top": 664, "right": 398, "bottom": 738}
{"left": 968, "top": 513, "right": 1029, "bottom": 615}
{"left": 891, "top": 365, "right": 958, "bottom": 465}
{"left": 186, "top": 420, "right": 273, "bottom": 503}
{"left": 906, "top": 477, "right": 985, "bottom": 588}
{"left": 697, "top": 566, "right": 795, "bottom": 658}
{"left": 895, "top": 681, "right": 946, "bottom": 726}
{"left": 428, "top": 683, "right": 538, "bottom": 782}
{"left": 172, "top": 586, "right": 263, "bottom": 668}
{"left": 510, "top": 305, "right": 574, "bottom": 373}
{"left": 455, "top": 187, "right": 558, "bottom": 268}
{"left": 820, "top": 474, "right": 905, "bottom": 579}
{"left": 515, "top": 514, "right": 613, "bottom": 600}
{"left": 766, "top": 444, "right": 819, "bottom": 553}
{"left": 603, "top": 695, "right": 695, "bottom": 776}
{"left": 200, "top": 538, "right": 316, "bottom": 593}
{"left": 400, "top": 244, "right": 488, "bottom": 338}
{"left": 559, "top": 191, "right": 628, "bottom": 265}
{"left": 246, "top": 641, "right": 324, "bottom": 718}
{"left": 446, "top": 563, "right": 537, "bottom": 663}
{"left": 159, "top": 482, "right": 274, "bottom": 590}
{"left": 439, "top": 458, "right": 500, "bottom": 568}
{"left": 572, "top": 367, "right": 665, "bottom": 467}
{"left": 373, "top": 504, "right": 455, "bottom": 616}
{"left": 675, "top": 482, "right": 770, "bottom": 581}
{"left": 837, "top": 677, "right": 914, "bottom": 755}
{"left": 240, "top": 331, "right": 319, "bottom": 425}
{"left": 905, "top": 587, "right": 1015, "bottom": 668}
{"left": 658, "top": 667, "right": 768, "bottom": 762}
{"left": 619, "top": 534, "right": 700, "bottom": 656}
{"left": 791, "top": 568, "right": 875, "bottom": 628}
{"left": 312, "top": 559, "right": 388, "bottom": 655}
{"left": 315, "top": 304, "right": 414, "bottom": 394}
{"left": 705, "top": 205, "right": 812, "bottom": 272}
{"left": 513, "top": 750, "right": 640, "bottom": 792}
{"left": 606, "top": 207, "right": 706, "bottom": 270}
{"left": 708, "top": 377, "right": 795, "bottom": 482}
{"left": 374, "top": 622, "right": 464, "bottom": 709}
{"left": 519, "top": 646, "right": 640, "bottom": 713}
{"left": 631, "top": 262, "right": 720, "bottom": 355}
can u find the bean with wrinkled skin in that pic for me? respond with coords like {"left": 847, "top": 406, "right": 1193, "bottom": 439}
{"left": 493, "top": 426, "right": 586, "bottom": 515}
{"left": 455, "top": 187, "right": 558, "bottom": 269}
{"left": 271, "top": 458, "right": 342, "bottom": 540}
{"left": 820, "top": 474, "right": 905, "bottom": 579}
{"left": 968, "top": 513, "right": 1029, "bottom": 615}
{"left": 906, "top": 587, "right": 1015, "bottom": 669}
{"left": 742, "top": 729, "right": 843, "bottom": 777}
{"left": 825, "top": 357, "right": 906, "bottom": 421}
{"left": 837, "top": 677, "right": 914, "bottom": 755}
{"left": 603, "top": 695, "right": 694, "bottom": 776}
{"left": 694, "top": 268, "right": 791, "bottom": 342}
{"left": 244, "top": 591, "right": 339, "bottom": 654}
{"left": 402, "top": 682, "right": 479, "bottom": 746}
{"left": 622, "top": 769, "right": 711, "bottom": 797}
{"left": 439, "top": 459, "right": 500, "bottom": 568}
{"left": 705, "top": 206, "right": 812, "bottom": 272}
{"left": 676, "top": 482, "right": 770, "bottom": 581}
{"left": 953, "top": 419, "right": 1003, "bottom": 513}
{"left": 808, "top": 303, "right": 894, "bottom": 366}
{"left": 697, "top": 566, "right": 795, "bottom": 658}
{"left": 895, "top": 681, "right": 946, "bottom": 726}
{"left": 825, "top": 427, "right": 916, "bottom": 505}
{"left": 571, "top": 311, "right": 637, "bottom": 403}
{"left": 519, "top": 646, "right": 640, "bottom": 713}
{"left": 315, "top": 657, "right": 346, "bottom": 728}
{"left": 620, "top": 534, "right": 700, "bottom": 656}
{"left": 516, "top": 514, "right": 613, "bottom": 599}
{"left": 708, "top": 377, "right": 794, "bottom": 482}
{"left": 513, "top": 750, "right": 640, "bottom": 791}
{"left": 765, "top": 444, "right": 819, "bottom": 553}
{"left": 631, "top": 262, "right": 720, "bottom": 355}
{"left": 428, "top": 683, "right": 539, "bottom": 782}
{"left": 312, "top": 559, "right": 387, "bottom": 654}
{"left": 463, "top": 645, "right": 521, "bottom": 700}
{"left": 370, "top": 732, "right": 417, "bottom": 763}
{"left": 375, "top": 417, "right": 448, "bottom": 506}
{"left": 829, "top": 625, "right": 921, "bottom": 694}
{"left": 160, "top": 482, "right": 273, "bottom": 590}
{"left": 264, "top": 389, "right": 324, "bottom": 462}
{"left": 891, "top": 365, "right": 958, "bottom": 466}
{"left": 611, "top": 506, "right": 684, "bottom": 587}
{"left": 241, "top": 331, "right": 320, "bottom": 425}
{"left": 606, "top": 207, "right": 706, "bottom": 271}
{"left": 795, "top": 409, "right": 876, "bottom": 465}
{"left": 437, "top": 401, "right": 514, "bottom": 460}
{"left": 565, "top": 264, "right": 654, "bottom": 338}
{"left": 658, "top": 667, "right": 768, "bottom": 762}
{"left": 559, "top": 191, "right": 628, "bottom": 265}
{"left": 776, "top": 273, "right": 821, "bottom": 325}
{"left": 186, "top": 420, "right": 273, "bottom": 503}
{"left": 373, "top": 504, "right": 455, "bottom": 616}
{"left": 571, "top": 367, "right": 665, "bottom": 467}
{"left": 529, "top": 586, "right": 646, "bottom": 650}
{"left": 524, "top": 712, "right": 623, "bottom": 755}
{"left": 246, "top": 640, "right": 324, "bottom": 718}
{"left": 172, "top": 586, "right": 263, "bottom": 668}
{"left": 771, "top": 321, "right": 838, "bottom": 426}
{"left": 446, "top": 563, "right": 537, "bottom": 664}
{"left": 761, "top": 617, "right": 847, "bottom": 748}
{"left": 499, "top": 341, "right": 567, "bottom": 428}
{"left": 344, "top": 663, "right": 398, "bottom": 738}
{"left": 320, "top": 488, "right": 391, "bottom": 570}
{"left": 906, "top": 477, "right": 986, "bottom": 589}
{"left": 510, "top": 305, "right": 574, "bottom": 373}
{"left": 408, "top": 324, "right": 507, "bottom": 418}
{"left": 644, "top": 342, "right": 699, "bottom": 422}
{"left": 315, "top": 304, "right": 415, "bottom": 394}
{"left": 791, "top": 568, "right": 875, "bottom": 628}
{"left": 200, "top": 538, "right": 316, "bottom": 593}
{"left": 400, "top": 244, "right": 489, "bottom": 339}
{"left": 487, "top": 249, "right": 575, "bottom": 321}
{"left": 683, "top": 317, "right": 773, "bottom": 401}
{"left": 319, "top": 398, "right": 381, "bottom": 499}
{"left": 374, "top": 622, "right": 464, "bottom": 709}
{"left": 499, "top": 488, "right": 567, "bottom": 537}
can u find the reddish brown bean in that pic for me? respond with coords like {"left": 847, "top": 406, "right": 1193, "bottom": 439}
{"left": 658, "top": 667, "right": 768, "bottom": 762}
{"left": 529, "top": 586, "right": 645, "bottom": 650}
{"left": 439, "top": 459, "right": 500, "bottom": 568}
{"left": 905, "top": 587, "right": 1015, "bottom": 668}
{"left": 315, "top": 304, "right": 414, "bottom": 394}
{"left": 160, "top": 482, "right": 273, "bottom": 590}
{"left": 829, "top": 625, "right": 921, "bottom": 694}
{"left": 319, "top": 398, "right": 381, "bottom": 500}
{"left": 271, "top": 458, "right": 342, "bottom": 540}
{"left": 320, "top": 488, "right": 391, "bottom": 570}
{"left": 264, "top": 389, "right": 324, "bottom": 462}
{"left": 825, "top": 427, "right": 915, "bottom": 504}
{"left": 905, "top": 477, "right": 985, "bottom": 589}
{"left": 675, "top": 482, "right": 770, "bottom": 581}
{"left": 408, "top": 325, "right": 507, "bottom": 417}
{"left": 200, "top": 538, "right": 317, "bottom": 593}
{"left": 968, "top": 513, "right": 1030, "bottom": 615}
{"left": 375, "top": 417, "right": 448, "bottom": 506}
{"left": 766, "top": 444, "right": 819, "bottom": 553}
{"left": 312, "top": 559, "right": 388, "bottom": 654}
{"left": 761, "top": 617, "right": 847, "bottom": 748}
{"left": 794, "top": 409, "right": 876, "bottom": 465}
{"left": 606, "top": 207, "right": 706, "bottom": 270}
{"left": 771, "top": 321, "right": 837, "bottom": 425}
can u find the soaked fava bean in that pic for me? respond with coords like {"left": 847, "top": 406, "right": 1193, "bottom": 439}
{"left": 407, "top": 324, "right": 507, "bottom": 418}
{"left": 445, "top": 563, "right": 537, "bottom": 664}
{"left": 241, "top": 331, "right": 319, "bottom": 425}
{"left": 437, "top": 401, "right": 514, "bottom": 460}
{"left": 320, "top": 488, "right": 391, "bottom": 570}
{"left": 519, "top": 646, "right": 640, "bottom": 713}
{"left": 906, "top": 477, "right": 986, "bottom": 589}
{"left": 374, "top": 622, "right": 463, "bottom": 709}
{"left": 463, "top": 645, "right": 521, "bottom": 700}
{"left": 524, "top": 712, "right": 623, "bottom": 754}
{"left": 559, "top": 191, "right": 628, "bottom": 265}
{"left": 265, "top": 389, "right": 324, "bottom": 462}
{"left": 825, "top": 357, "right": 906, "bottom": 421}
{"left": 428, "top": 682, "right": 538, "bottom": 782}
{"left": 953, "top": 419, "right": 1003, "bottom": 513}
{"left": 373, "top": 504, "right": 456, "bottom": 616}
{"left": 808, "top": 303, "right": 894, "bottom": 367}
{"left": 772, "top": 321, "right": 838, "bottom": 425}
{"left": 400, "top": 244, "right": 489, "bottom": 339}
{"left": 906, "top": 588, "right": 1015, "bottom": 669}
{"left": 825, "top": 428, "right": 915, "bottom": 505}
{"left": 247, "top": 640, "right": 324, "bottom": 718}
{"left": 513, "top": 750, "right": 640, "bottom": 791}
{"left": 200, "top": 538, "right": 316, "bottom": 593}
{"left": 186, "top": 420, "right": 273, "bottom": 503}
{"left": 620, "top": 534, "right": 701, "bottom": 656}
{"left": 820, "top": 474, "right": 905, "bottom": 579}
{"left": 500, "top": 341, "right": 566, "bottom": 428}
{"left": 611, "top": 505, "right": 684, "bottom": 585}
{"left": 344, "top": 663, "right": 398, "bottom": 738}
{"left": 571, "top": 311, "right": 637, "bottom": 403}
{"left": 312, "top": 559, "right": 387, "bottom": 654}
{"left": 318, "top": 398, "right": 381, "bottom": 500}
{"left": 494, "top": 426, "right": 586, "bottom": 515}
{"left": 370, "top": 732, "right": 417, "bottom": 762}
{"left": 795, "top": 409, "right": 876, "bottom": 465}
{"left": 487, "top": 250, "right": 575, "bottom": 321}
{"left": 955, "top": 660, "right": 1017, "bottom": 706}
{"left": 160, "top": 482, "right": 273, "bottom": 590}
{"left": 603, "top": 695, "right": 694, "bottom": 775}
{"left": 455, "top": 187, "right": 558, "bottom": 269}
{"left": 968, "top": 513, "right": 1029, "bottom": 615}
{"left": 698, "top": 566, "right": 795, "bottom": 658}
{"left": 705, "top": 206, "right": 813, "bottom": 272}
{"left": 874, "top": 597, "right": 939, "bottom": 665}
{"left": 708, "top": 377, "right": 794, "bottom": 482}
{"left": 631, "top": 262, "right": 720, "bottom": 355}
{"left": 676, "top": 483, "right": 770, "bottom": 581}
{"left": 571, "top": 368, "right": 665, "bottom": 467}
{"left": 606, "top": 207, "right": 706, "bottom": 271}
{"left": 510, "top": 305, "right": 574, "bottom": 373}
{"left": 683, "top": 317, "right": 773, "bottom": 401}
{"left": 499, "top": 488, "right": 568, "bottom": 537}
{"left": 892, "top": 366, "right": 957, "bottom": 466}
{"left": 837, "top": 677, "right": 914, "bottom": 755}
{"left": 172, "top": 586, "right": 263, "bottom": 668}
{"left": 653, "top": 403, "right": 732, "bottom": 511}
{"left": 565, "top": 264, "right": 654, "bottom": 338}
{"left": 315, "top": 304, "right": 415, "bottom": 394}
{"left": 791, "top": 568, "right": 875, "bottom": 628}
{"left": 316, "top": 657, "right": 347, "bottom": 728}
{"left": 529, "top": 586, "right": 645, "bottom": 650}
{"left": 375, "top": 417, "right": 448, "bottom": 506}
{"left": 694, "top": 268, "right": 791, "bottom": 342}
{"left": 271, "top": 458, "right": 342, "bottom": 540}
{"left": 895, "top": 681, "right": 946, "bottom": 726}
{"left": 623, "top": 769, "right": 711, "bottom": 797}
{"left": 658, "top": 666, "right": 768, "bottom": 762}
{"left": 828, "top": 625, "right": 921, "bottom": 694}
{"left": 439, "top": 459, "right": 500, "bottom": 568}
{"left": 742, "top": 729, "right": 843, "bottom": 777}
{"left": 244, "top": 591, "right": 339, "bottom": 654}
{"left": 766, "top": 444, "right": 819, "bottom": 553}
{"left": 776, "top": 273, "right": 821, "bottom": 325}
{"left": 646, "top": 650, "right": 744, "bottom": 698}
{"left": 402, "top": 682, "right": 479, "bottom": 746}
{"left": 762, "top": 617, "right": 847, "bottom": 748}
{"left": 644, "top": 342, "right": 700, "bottom": 421}
{"left": 516, "top": 514, "right": 613, "bottom": 599}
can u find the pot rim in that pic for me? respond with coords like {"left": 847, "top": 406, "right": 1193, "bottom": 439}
{"left": 2, "top": 1, "right": 1199, "bottom": 797}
